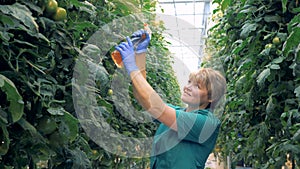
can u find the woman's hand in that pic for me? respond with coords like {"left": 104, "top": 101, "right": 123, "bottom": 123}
{"left": 115, "top": 37, "right": 138, "bottom": 75}
{"left": 131, "top": 29, "right": 151, "bottom": 54}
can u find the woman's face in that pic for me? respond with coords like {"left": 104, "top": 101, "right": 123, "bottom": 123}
{"left": 181, "top": 79, "right": 210, "bottom": 110}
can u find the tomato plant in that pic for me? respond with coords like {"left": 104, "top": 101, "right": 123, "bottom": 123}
{"left": 204, "top": 0, "right": 300, "bottom": 168}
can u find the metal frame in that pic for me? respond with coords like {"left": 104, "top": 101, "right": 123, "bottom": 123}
{"left": 158, "top": 0, "right": 211, "bottom": 4}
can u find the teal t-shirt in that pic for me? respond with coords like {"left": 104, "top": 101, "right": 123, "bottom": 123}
{"left": 150, "top": 104, "right": 220, "bottom": 169}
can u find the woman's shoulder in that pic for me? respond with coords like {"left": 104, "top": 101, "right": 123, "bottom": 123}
{"left": 198, "top": 109, "right": 221, "bottom": 124}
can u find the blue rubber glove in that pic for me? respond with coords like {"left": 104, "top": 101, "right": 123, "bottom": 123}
{"left": 115, "top": 36, "right": 139, "bottom": 75}
{"left": 131, "top": 29, "right": 151, "bottom": 54}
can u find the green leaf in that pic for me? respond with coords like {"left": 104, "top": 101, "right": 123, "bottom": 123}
{"left": 78, "top": 1, "right": 97, "bottom": 16}
{"left": 62, "top": 111, "right": 79, "bottom": 142}
{"left": 256, "top": 68, "right": 270, "bottom": 85}
{"left": 264, "top": 15, "right": 282, "bottom": 23}
{"left": 270, "top": 64, "right": 280, "bottom": 70}
{"left": 0, "top": 126, "right": 10, "bottom": 155}
{"left": 14, "top": 39, "right": 37, "bottom": 48}
{"left": 17, "top": 118, "right": 38, "bottom": 135}
{"left": 283, "top": 26, "right": 300, "bottom": 56}
{"left": 295, "top": 86, "right": 300, "bottom": 98}
{"left": 0, "top": 14, "right": 15, "bottom": 27}
{"left": 47, "top": 107, "right": 66, "bottom": 116}
{"left": 236, "top": 74, "right": 247, "bottom": 90}
{"left": 0, "top": 109, "right": 8, "bottom": 124}
{"left": 232, "top": 39, "right": 248, "bottom": 54}
{"left": 0, "top": 75, "right": 24, "bottom": 123}
{"left": 17, "top": 118, "right": 46, "bottom": 140}
{"left": 0, "top": 3, "right": 38, "bottom": 32}
{"left": 288, "top": 14, "right": 300, "bottom": 33}
{"left": 272, "top": 57, "right": 284, "bottom": 64}
{"left": 292, "top": 6, "right": 300, "bottom": 13}
{"left": 70, "top": 0, "right": 81, "bottom": 6}
{"left": 82, "top": 43, "right": 103, "bottom": 62}
{"left": 65, "top": 148, "right": 92, "bottom": 168}
{"left": 292, "top": 128, "right": 300, "bottom": 141}
{"left": 74, "top": 59, "right": 89, "bottom": 86}
{"left": 221, "top": 0, "right": 231, "bottom": 12}
{"left": 212, "top": 0, "right": 222, "bottom": 4}
{"left": 266, "top": 96, "right": 275, "bottom": 113}
{"left": 281, "top": 0, "right": 288, "bottom": 13}
{"left": 240, "top": 23, "right": 257, "bottom": 39}
{"left": 240, "top": 5, "right": 256, "bottom": 14}
{"left": 0, "top": 31, "right": 12, "bottom": 44}
{"left": 282, "top": 144, "right": 300, "bottom": 154}
{"left": 0, "top": 77, "right": 4, "bottom": 87}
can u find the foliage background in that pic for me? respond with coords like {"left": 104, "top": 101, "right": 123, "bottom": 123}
{"left": 0, "top": 0, "right": 182, "bottom": 168}
{"left": 203, "top": 0, "right": 300, "bottom": 168}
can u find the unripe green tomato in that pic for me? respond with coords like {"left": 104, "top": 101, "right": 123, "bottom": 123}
{"left": 265, "top": 43, "right": 273, "bottom": 49}
{"left": 272, "top": 37, "right": 280, "bottom": 45}
{"left": 45, "top": 0, "right": 58, "bottom": 15}
{"left": 48, "top": 131, "right": 68, "bottom": 147}
{"left": 52, "top": 7, "right": 67, "bottom": 21}
{"left": 107, "top": 89, "right": 113, "bottom": 96}
{"left": 37, "top": 116, "right": 57, "bottom": 135}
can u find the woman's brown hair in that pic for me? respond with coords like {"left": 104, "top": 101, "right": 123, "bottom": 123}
{"left": 189, "top": 68, "right": 227, "bottom": 111}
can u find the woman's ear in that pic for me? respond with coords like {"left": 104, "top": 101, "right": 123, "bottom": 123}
{"left": 207, "top": 98, "right": 213, "bottom": 103}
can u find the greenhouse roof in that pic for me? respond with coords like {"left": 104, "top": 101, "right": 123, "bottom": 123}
{"left": 155, "top": 0, "right": 213, "bottom": 91}
{"left": 156, "top": 0, "right": 212, "bottom": 66}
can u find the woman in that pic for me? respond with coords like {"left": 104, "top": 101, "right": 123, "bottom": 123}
{"left": 115, "top": 30, "right": 226, "bottom": 169}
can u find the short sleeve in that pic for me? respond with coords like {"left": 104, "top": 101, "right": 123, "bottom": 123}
{"left": 176, "top": 110, "right": 220, "bottom": 144}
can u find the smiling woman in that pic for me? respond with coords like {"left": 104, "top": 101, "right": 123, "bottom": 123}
{"left": 115, "top": 31, "right": 227, "bottom": 168}
{"left": 183, "top": 68, "right": 227, "bottom": 112}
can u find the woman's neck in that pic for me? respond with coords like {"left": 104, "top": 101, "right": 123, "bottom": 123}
{"left": 186, "top": 103, "right": 209, "bottom": 112}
